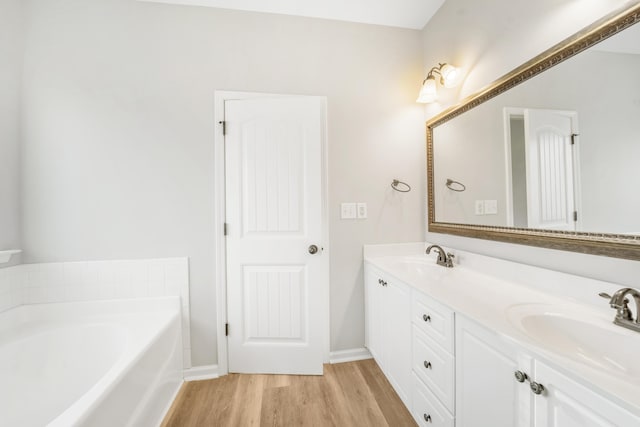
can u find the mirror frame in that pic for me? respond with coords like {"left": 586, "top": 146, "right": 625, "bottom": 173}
{"left": 427, "top": 3, "right": 640, "bottom": 261}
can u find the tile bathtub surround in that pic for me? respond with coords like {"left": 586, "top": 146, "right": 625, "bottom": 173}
{"left": 1, "top": 258, "right": 192, "bottom": 369}
{"left": 0, "top": 265, "right": 24, "bottom": 313}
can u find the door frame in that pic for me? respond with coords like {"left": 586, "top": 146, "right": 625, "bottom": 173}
{"left": 214, "top": 91, "right": 330, "bottom": 376}
{"left": 503, "top": 107, "right": 524, "bottom": 227}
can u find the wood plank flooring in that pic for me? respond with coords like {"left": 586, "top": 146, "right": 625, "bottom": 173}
{"left": 162, "top": 359, "right": 417, "bottom": 427}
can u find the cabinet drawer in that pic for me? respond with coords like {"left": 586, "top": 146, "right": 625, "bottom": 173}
{"left": 413, "top": 326, "right": 455, "bottom": 412}
{"left": 412, "top": 290, "right": 454, "bottom": 353}
{"left": 412, "top": 374, "right": 454, "bottom": 427}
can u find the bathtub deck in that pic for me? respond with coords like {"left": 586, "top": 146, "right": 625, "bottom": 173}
{"left": 162, "top": 359, "right": 417, "bottom": 426}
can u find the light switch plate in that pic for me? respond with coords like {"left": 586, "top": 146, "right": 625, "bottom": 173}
{"left": 357, "top": 203, "right": 367, "bottom": 219}
{"left": 341, "top": 203, "right": 357, "bottom": 219}
{"left": 484, "top": 200, "right": 498, "bottom": 215}
{"left": 475, "top": 200, "right": 484, "bottom": 215}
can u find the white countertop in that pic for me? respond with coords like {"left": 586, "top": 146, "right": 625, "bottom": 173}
{"left": 364, "top": 242, "right": 640, "bottom": 416}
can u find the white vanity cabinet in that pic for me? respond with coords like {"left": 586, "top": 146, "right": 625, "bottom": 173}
{"left": 364, "top": 263, "right": 412, "bottom": 406}
{"left": 364, "top": 252, "right": 640, "bottom": 427}
{"left": 365, "top": 262, "right": 456, "bottom": 426}
{"left": 456, "top": 314, "right": 640, "bottom": 427}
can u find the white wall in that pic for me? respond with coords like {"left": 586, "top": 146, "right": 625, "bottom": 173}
{"left": 0, "top": 0, "right": 23, "bottom": 260}
{"left": 20, "top": 0, "right": 426, "bottom": 365}
{"left": 432, "top": 96, "right": 509, "bottom": 226}
{"left": 423, "top": 0, "right": 640, "bottom": 286}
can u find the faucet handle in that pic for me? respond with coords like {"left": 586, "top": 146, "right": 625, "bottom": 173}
{"left": 599, "top": 292, "right": 629, "bottom": 304}
{"left": 445, "top": 253, "right": 455, "bottom": 268}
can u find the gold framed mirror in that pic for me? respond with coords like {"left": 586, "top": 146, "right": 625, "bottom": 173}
{"left": 427, "top": 3, "right": 640, "bottom": 261}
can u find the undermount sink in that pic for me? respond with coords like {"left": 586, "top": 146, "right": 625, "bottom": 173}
{"left": 507, "top": 304, "right": 640, "bottom": 379}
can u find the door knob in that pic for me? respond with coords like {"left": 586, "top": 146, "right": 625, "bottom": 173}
{"left": 308, "top": 245, "right": 319, "bottom": 254}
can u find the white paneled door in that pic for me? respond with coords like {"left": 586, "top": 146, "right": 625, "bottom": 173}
{"left": 225, "top": 97, "right": 327, "bottom": 375}
{"left": 524, "top": 109, "right": 579, "bottom": 231}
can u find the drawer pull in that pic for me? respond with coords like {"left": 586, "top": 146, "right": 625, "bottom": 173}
{"left": 422, "top": 314, "right": 431, "bottom": 322}
{"left": 423, "top": 414, "right": 432, "bottom": 423}
{"left": 423, "top": 360, "right": 432, "bottom": 369}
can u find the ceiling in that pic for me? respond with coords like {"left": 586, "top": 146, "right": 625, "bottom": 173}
{"left": 139, "top": 0, "right": 446, "bottom": 30}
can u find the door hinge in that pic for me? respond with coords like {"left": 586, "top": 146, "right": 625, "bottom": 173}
{"left": 224, "top": 223, "right": 228, "bottom": 236}
{"left": 219, "top": 120, "right": 227, "bottom": 135}
{"left": 573, "top": 211, "right": 578, "bottom": 222}
{"left": 571, "top": 133, "right": 579, "bottom": 145}
{"left": 225, "top": 323, "right": 229, "bottom": 336}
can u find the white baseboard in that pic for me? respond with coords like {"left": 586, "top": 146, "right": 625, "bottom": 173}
{"left": 183, "top": 364, "right": 219, "bottom": 381}
{"left": 184, "top": 351, "right": 370, "bottom": 378}
{"left": 329, "top": 347, "right": 372, "bottom": 364}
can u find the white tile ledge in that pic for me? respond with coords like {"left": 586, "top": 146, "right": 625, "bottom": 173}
{"left": 0, "top": 250, "right": 21, "bottom": 264}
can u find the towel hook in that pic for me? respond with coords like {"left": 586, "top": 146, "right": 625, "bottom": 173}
{"left": 446, "top": 178, "right": 466, "bottom": 192}
{"left": 391, "top": 179, "right": 411, "bottom": 193}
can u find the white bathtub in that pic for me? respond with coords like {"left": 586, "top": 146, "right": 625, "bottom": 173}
{"left": 0, "top": 297, "right": 183, "bottom": 427}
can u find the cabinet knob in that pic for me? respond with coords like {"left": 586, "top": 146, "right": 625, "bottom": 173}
{"left": 530, "top": 382, "right": 545, "bottom": 395}
{"left": 382, "top": 280, "right": 387, "bottom": 287}
{"left": 378, "top": 279, "right": 383, "bottom": 285}
{"left": 514, "top": 371, "right": 545, "bottom": 395}
{"left": 423, "top": 360, "right": 432, "bottom": 369}
{"left": 423, "top": 414, "right": 432, "bottom": 423}
{"left": 514, "top": 370, "right": 527, "bottom": 383}
{"left": 422, "top": 314, "right": 431, "bottom": 322}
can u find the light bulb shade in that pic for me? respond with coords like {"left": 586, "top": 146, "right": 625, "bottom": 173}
{"left": 416, "top": 76, "right": 438, "bottom": 103}
{"left": 440, "top": 63, "right": 461, "bottom": 88}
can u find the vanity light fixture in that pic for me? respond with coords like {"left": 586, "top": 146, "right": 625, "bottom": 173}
{"left": 417, "top": 63, "right": 461, "bottom": 103}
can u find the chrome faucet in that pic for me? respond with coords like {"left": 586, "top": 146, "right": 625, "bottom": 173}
{"left": 599, "top": 287, "right": 640, "bottom": 332}
{"left": 426, "top": 245, "right": 455, "bottom": 268}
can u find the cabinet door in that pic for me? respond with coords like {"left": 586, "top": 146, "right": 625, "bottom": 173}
{"left": 532, "top": 360, "right": 640, "bottom": 427}
{"left": 382, "top": 278, "right": 412, "bottom": 406}
{"left": 456, "top": 316, "right": 531, "bottom": 427}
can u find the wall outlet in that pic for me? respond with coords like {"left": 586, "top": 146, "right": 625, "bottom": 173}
{"left": 474, "top": 200, "right": 484, "bottom": 215}
{"left": 341, "top": 203, "right": 357, "bottom": 219}
{"left": 484, "top": 200, "right": 498, "bottom": 215}
{"left": 357, "top": 203, "right": 368, "bottom": 219}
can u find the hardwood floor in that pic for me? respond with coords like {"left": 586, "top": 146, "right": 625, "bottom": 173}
{"left": 162, "top": 359, "right": 417, "bottom": 427}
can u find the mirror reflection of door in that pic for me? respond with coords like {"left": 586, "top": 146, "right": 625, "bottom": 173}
{"left": 505, "top": 108, "right": 580, "bottom": 231}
